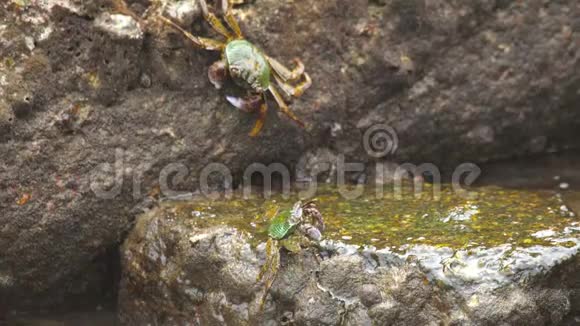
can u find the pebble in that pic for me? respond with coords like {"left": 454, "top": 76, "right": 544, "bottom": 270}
{"left": 342, "top": 236, "right": 352, "bottom": 240}
{"left": 166, "top": 0, "right": 200, "bottom": 26}
{"left": 94, "top": 13, "right": 143, "bottom": 40}
{"left": 140, "top": 73, "right": 152, "bottom": 88}
{"left": 330, "top": 122, "right": 342, "bottom": 137}
{"left": 559, "top": 182, "right": 570, "bottom": 190}
{"left": 531, "top": 229, "right": 557, "bottom": 238}
{"left": 25, "top": 36, "right": 35, "bottom": 51}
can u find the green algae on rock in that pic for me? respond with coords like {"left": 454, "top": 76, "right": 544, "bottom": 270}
{"left": 165, "top": 184, "right": 578, "bottom": 250}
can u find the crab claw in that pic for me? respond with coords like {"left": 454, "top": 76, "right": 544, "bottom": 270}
{"left": 208, "top": 60, "right": 228, "bottom": 90}
{"left": 302, "top": 202, "right": 325, "bottom": 232}
{"left": 300, "top": 224, "right": 322, "bottom": 241}
{"left": 226, "top": 94, "right": 262, "bottom": 112}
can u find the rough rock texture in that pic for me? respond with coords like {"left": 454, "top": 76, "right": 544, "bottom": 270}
{"left": 118, "top": 203, "right": 580, "bottom": 325}
{"left": 1, "top": 0, "right": 580, "bottom": 307}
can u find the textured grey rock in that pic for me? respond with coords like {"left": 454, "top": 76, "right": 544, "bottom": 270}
{"left": 118, "top": 205, "right": 580, "bottom": 325}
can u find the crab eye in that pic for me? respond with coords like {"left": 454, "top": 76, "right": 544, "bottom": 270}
{"left": 230, "top": 67, "right": 240, "bottom": 76}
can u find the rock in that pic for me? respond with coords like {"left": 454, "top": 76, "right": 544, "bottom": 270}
{"left": 118, "top": 207, "right": 446, "bottom": 325}
{"left": 358, "top": 284, "right": 382, "bottom": 308}
{"left": 1, "top": 0, "right": 580, "bottom": 308}
{"left": 119, "top": 186, "right": 580, "bottom": 324}
{"left": 94, "top": 13, "right": 143, "bottom": 40}
{"left": 164, "top": 0, "right": 201, "bottom": 26}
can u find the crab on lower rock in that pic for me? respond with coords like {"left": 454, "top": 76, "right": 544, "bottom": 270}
{"left": 268, "top": 200, "right": 325, "bottom": 245}
{"left": 258, "top": 200, "right": 325, "bottom": 308}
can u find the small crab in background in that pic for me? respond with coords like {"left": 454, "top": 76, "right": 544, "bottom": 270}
{"left": 112, "top": 0, "right": 312, "bottom": 136}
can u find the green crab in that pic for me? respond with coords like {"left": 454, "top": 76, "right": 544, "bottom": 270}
{"left": 113, "top": 0, "right": 311, "bottom": 136}
{"left": 258, "top": 200, "right": 325, "bottom": 308}
{"left": 268, "top": 200, "right": 325, "bottom": 243}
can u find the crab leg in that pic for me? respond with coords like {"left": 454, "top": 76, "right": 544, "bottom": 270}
{"left": 111, "top": 0, "right": 165, "bottom": 26}
{"left": 199, "top": 0, "right": 234, "bottom": 39}
{"left": 258, "top": 238, "right": 281, "bottom": 310}
{"left": 110, "top": 0, "right": 225, "bottom": 51}
{"left": 267, "top": 56, "right": 312, "bottom": 98}
{"left": 156, "top": 16, "right": 225, "bottom": 51}
{"left": 249, "top": 94, "right": 269, "bottom": 137}
{"left": 142, "top": 0, "right": 164, "bottom": 21}
{"left": 268, "top": 85, "right": 305, "bottom": 128}
{"left": 267, "top": 57, "right": 306, "bottom": 82}
{"left": 274, "top": 73, "right": 312, "bottom": 98}
{"left": 225, "top": 94, "right": 268, "bottom": 137}
{"left": 219, "top": 0, "right": 243, "bottom": 38}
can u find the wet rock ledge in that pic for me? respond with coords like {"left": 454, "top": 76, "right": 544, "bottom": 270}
{"left": 119, "top": 186, "right": 580, "bottom": 325}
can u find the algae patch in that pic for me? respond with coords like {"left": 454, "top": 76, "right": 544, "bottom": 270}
{"left": 162, "top": 185, "right": 579, "bottom": 250}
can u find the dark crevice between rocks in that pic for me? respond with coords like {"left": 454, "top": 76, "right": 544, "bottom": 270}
{"left": 312, "top": 269, "right": 354, "bottom": 326}
{"left": 3, "top": 245, "right": 121, "bottom": 324}
{"left": 476, "top": 151, "right": 580, "bottom": 191}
